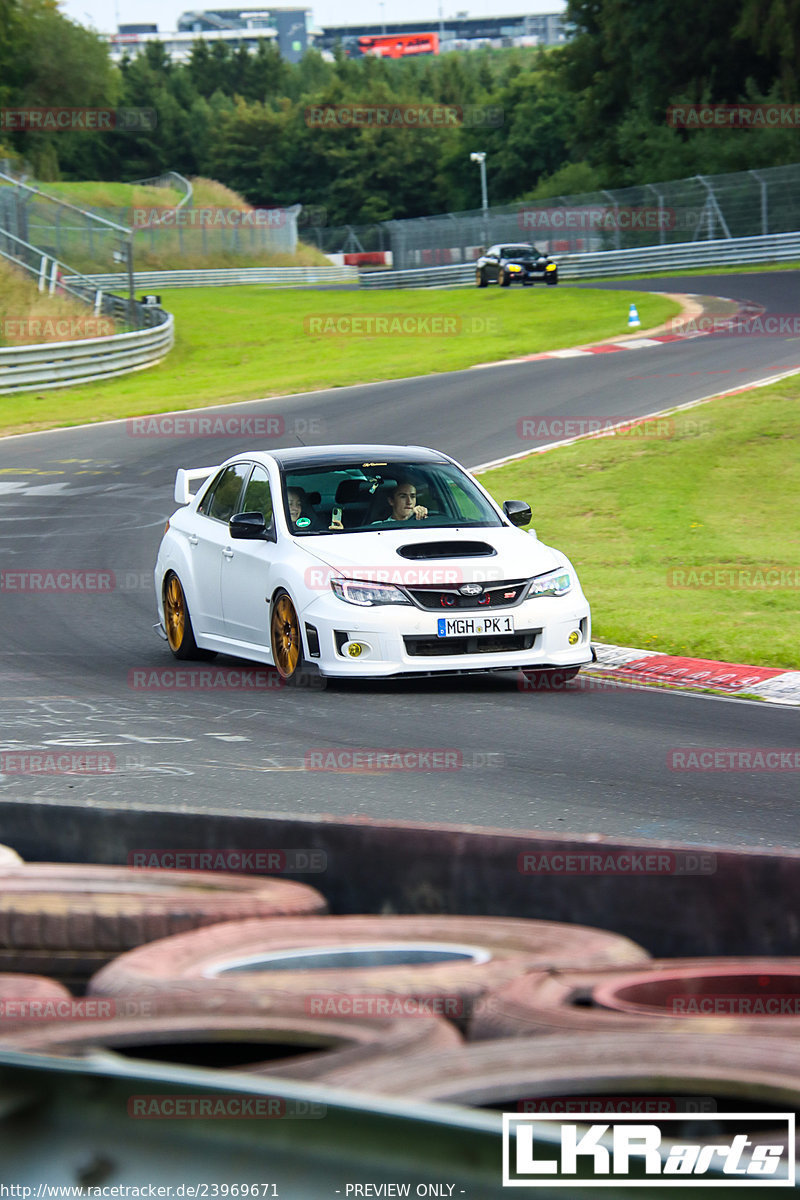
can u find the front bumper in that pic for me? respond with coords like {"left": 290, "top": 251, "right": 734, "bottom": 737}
{"left": 299, "top": 591, "right": 591, "bottom": 678}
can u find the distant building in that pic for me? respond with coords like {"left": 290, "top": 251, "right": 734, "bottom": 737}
{"left": 107, "top": 6, "right": 309, "bottom": 64}
{"left": 106, "top": 8, "right": 566, "bottom": 65}
{"left": 315, "top": 11, "right": 568, "bottom": 55}
{"left": 177, "top": 7, "right": 309, "bottom": 61}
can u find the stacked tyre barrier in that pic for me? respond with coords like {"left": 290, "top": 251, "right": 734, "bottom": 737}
{"left": 0, "top": 840, "right": 799, "bottom": 1162}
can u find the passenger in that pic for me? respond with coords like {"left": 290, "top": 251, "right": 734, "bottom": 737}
{"left": 287, "top": 488, "right": 306, "bottom": 525}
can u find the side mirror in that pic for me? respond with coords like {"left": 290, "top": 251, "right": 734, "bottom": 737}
{"left": 503, "top": 500, "right": 532, "bottom": 527}
{"left": 229, "top": 511, "right": 272, "bottom": 540}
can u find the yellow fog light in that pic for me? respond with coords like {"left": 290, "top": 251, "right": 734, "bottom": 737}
{"left": 568, "top": 630, "right": 580, "bottom": 645}
{"left": 546, "top": 263, "right": 556, "bottom": 271}
{"left": 347, "top": 642, "right": 364, "bottom": 657}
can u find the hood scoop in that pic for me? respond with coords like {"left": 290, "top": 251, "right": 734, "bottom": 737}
{"left": 397, "top": 541, "right": 497, "bottom": 560}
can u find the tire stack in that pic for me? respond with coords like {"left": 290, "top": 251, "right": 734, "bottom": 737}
{"left": 0, "top": 843, "right": 798, "bottom": 1130}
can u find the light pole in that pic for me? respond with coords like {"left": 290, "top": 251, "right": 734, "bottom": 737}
{"left": 470, "top": 151, "right": 488, "bottom": 243}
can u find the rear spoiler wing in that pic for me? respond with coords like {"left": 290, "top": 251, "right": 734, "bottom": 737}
{"left": 174, "top": 466, "right": 218, "bottom": 506}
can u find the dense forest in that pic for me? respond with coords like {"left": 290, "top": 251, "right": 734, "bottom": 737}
{"left": 1, "top": 0, "right": 799, "bottom": 223}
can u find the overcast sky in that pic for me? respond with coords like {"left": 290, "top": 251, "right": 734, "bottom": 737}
{"left": 61, "top": 0, "right": 565, "bottom": 38}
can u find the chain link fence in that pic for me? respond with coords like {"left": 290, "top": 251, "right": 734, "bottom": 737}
{"left": 0, "top": 164, "right": 135, "bottom": 279}
{"left": 0, "top": 164, "right": 301, "bottom": 269}
{"left": 310, "top": 163, "right": 800, "bottom": 271}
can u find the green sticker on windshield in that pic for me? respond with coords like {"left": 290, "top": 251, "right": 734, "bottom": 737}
{"left": 296, "top": 517, "right": 311, "bottom": 528}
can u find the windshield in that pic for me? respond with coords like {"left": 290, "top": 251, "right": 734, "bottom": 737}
{"left": 282, "top": 460, "right": 504, "bottom": 535}
{"left": 501, "top": 244, "right": 539, "bottom": 257}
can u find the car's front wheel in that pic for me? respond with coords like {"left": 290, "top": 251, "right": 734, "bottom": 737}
{"left": 475, "top": 268, "right": 488, "bottom": 288}
{"left": 546, "top": 270, "right": 558, "bottom": 286}
{"left": 163, "top": 572, "right": 216, "bottom": 661}
{"left": 498, "top": 268, "right": 511, "bottom": 287}
{"left": 270, "top": 589, "right": 322, "bottom": 688}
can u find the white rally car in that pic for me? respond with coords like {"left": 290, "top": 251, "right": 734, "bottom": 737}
{"left": 154, "top": 444, "right": 592, "bottom": 684}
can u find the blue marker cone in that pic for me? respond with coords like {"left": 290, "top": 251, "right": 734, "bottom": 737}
{"left": 628, "top": 303, "right": 641, "bottom": 330}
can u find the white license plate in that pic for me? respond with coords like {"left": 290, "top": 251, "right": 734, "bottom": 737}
{"left": 437, "top": 615, "right": 514, "bottom": 637}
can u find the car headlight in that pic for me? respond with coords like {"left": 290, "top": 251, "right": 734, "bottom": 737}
{"left": 526, "top": 568, "right": 572, "bottom": 598}
{"left": 508, "top": 264, "right": 523, "bottom": 272}
{"left": 545, "top": 262, "right": 556, "bottom": 271}
{"left": 330, "top": 578, "right": 411, "bottom": 606}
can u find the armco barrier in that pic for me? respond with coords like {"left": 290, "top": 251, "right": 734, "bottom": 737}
{"left": 1, "top": 798, "right": 798, "bottom": 959}
{"left": 69, "top": 266, "right": 359, "bottom": 289}
{"left": 358, "top": 230, "right": 800, "bottom": 288}
{"left": 0, "top": 312, "right": 174, "bottom": 394}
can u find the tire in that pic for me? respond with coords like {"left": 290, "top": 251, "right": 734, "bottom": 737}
{"left": 546, "top": 271, "right": 558, "bottom": 286}
{"left": 470, "top": 957, "right": 800, "bottom": 1040}
{"left": 0, "top": 864, "right": 327, "bottom": 983}
{"left": 163, "top": 572, "right": 216, "bottom": 662}
{"left": 475, "top": 268, "right": 487, "bottom": 288}
{"left": 5, "top": 1009, "right": 461, "bottom": 1082}
{"left": 308, "top": 1030, "right": 800, "bottom": 1111}
{"left": 520, "top": 667, "right": 580, "bottom": 691}
{"left": 88, "top": 915, "right": 649, "bottom": 1028}
{"left": 498, "top": 268, "right": 511, "bottom": 288}
{"left": 0, "top": 973, "right": 73, "bottom": 1028}
{"left": 270, "top": 589, "right": 320, "bottom": 688}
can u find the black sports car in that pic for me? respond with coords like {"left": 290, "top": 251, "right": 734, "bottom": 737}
{"left": 475, "top": 243, "right": 558, "bottom": 288}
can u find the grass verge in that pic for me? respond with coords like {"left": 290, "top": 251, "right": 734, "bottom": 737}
{"left": 478, "top": 377, "right": 800, "bottom": 669}
{"left": 0, "top": 285, "right": 679, "bottom": 435}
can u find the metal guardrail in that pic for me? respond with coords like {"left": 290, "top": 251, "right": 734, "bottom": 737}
{"left": 0, "top": 313, "right": 174, "bottom": 394}
{"left": 71, "top": 266, "right": 359, "bottom": 288}
{"left": 129, "top": 170, "right": 193, "bottom": 211}
{"left": 358, "top": 230, "right": 800, "bottom": 288}
{"left": 361, "top": 263, "right": 475, "bottom": 289}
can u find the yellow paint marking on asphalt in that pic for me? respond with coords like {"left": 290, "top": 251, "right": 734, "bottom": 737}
{"left": 0, "top": 468, "right": 66, "bottom": 476}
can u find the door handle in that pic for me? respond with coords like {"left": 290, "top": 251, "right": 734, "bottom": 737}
{"left": 188, "top": 535, "right": 198, "bottom": 546}
{"left": 222, "top": 547, "right": 234, "bottom": 559}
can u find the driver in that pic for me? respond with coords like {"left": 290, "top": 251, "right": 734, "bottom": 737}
{"left": 383, "top": 480, "right": 428, "bottom": 522}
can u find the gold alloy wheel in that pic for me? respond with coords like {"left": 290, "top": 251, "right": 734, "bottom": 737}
{"left": 164, "top": 574, "right": 186, "bottom": 652}
{"left": 271, "top": 593, "right": 301, "bottom": 679}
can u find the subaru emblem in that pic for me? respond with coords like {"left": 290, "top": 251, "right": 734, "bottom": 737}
{"left": 459, "top": 583, "right": 483, "bottom": 596}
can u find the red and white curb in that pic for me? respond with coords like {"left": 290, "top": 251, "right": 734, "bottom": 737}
{"left": 584, "top": 644, "right": 800, "bottom": 706}
{"left": 471, "top": 296, "right": 763, "bottom": 370}
{"left": 476, "top": 332, "right": 689, "bottom": 368}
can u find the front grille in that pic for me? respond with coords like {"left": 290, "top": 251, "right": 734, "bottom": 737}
{"left": 407, "top": 580, "right": 527, "bottom": 610}
{"left": 404, "top": 631, "right": 539, "bottom": 657}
